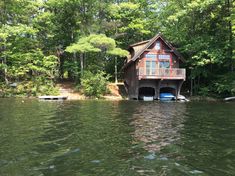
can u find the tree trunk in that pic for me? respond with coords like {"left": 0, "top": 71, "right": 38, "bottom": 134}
{"left": 227, "top": 0, "right": 234, "bottom": 72}
{"left": 3, "top": 56, "right": 8, "bottom": 84}
{"left": 80, "top": 53, "right": 84, "bottom": 76}
{"left": 58, "top": 55, "right": 64, "bottom": 80}
{"left": 115, "top": 57, "right": 118, "bottom": 84}
{"left": 198, "top": 75, "right": 200, "bottom": 93}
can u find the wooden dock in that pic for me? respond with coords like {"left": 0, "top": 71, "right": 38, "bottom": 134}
{"left": 38, "top": 96, "right": 68, "bottom": 100}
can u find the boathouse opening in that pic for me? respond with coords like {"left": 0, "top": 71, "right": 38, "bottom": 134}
{"left": 160, "top": 87, "right": 176, "bottom": 96}
{"left": 138, "top": 87, "right": 155, "bottom": 99}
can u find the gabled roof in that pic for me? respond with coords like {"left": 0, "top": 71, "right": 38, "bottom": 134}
{"left": 124, "top": 33, "right": 184, "bottom": 69}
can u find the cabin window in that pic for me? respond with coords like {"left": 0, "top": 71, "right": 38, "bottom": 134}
{"left": 146, "top": 54, "right": 156, "bottom": 59}
{"left": 145, "top": 54, "right": 157, "bottom": 75}
{"left": 158, "top": 54, "right": 170, "bottom": 60}
{"left": 159, "top": 61, "right": 170, "bottom": 68}
{"left": 146, "top": 60, "right": 156, "bottom": 75}
{"left": 158, "top": 54, "right": 170, "bottom": 68}
{"left": 155, "top": 42, "right": 161, "bottom": 50}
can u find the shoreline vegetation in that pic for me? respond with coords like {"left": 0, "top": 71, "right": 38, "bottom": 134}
{"left": 0, "top": 82, "right": 224, "bottom": 102}
{"left": 0, "top": 82, "right": 127, "bottom": 101}
{"left": 0, "top": 95, "right": 224, "bottom": 102}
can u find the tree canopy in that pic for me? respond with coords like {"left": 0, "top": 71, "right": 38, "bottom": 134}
{"left": 0, "top": 0, "right": 234, "bottom": 97}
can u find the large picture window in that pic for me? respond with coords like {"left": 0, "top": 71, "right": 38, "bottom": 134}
{"left": 145, "top": 54, "right": 157, "bottom": 75}
{"left": 159, "top": 61, "right": 170, "bottom": 68}
{"left": 158, "top": 54, "right": 170, "bottom": 68}
{"left": 146, "top": 60, "right": 156, "bottom": 75}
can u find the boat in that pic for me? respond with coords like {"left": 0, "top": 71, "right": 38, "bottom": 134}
{"left": 160, "top": 93, "right": 175, "bottom": 101}
{"left": 177, "top": 95, "right": 190, "bottom": 102}
{"left": 224, "top": 97, "right": 235, "bottom": 101}
{"left": 143, "top": 96, "right": 154, "bottom": 101}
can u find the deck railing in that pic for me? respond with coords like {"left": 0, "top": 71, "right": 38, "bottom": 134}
{"left": 138, "top": 68, "right": 186, "bottom": 80}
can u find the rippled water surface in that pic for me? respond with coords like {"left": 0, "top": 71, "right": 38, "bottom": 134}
{"left": 0, "top": 99, "right": 235, "bottom": 176}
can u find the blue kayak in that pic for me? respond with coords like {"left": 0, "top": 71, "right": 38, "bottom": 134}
{"left": 160, "top": 93, "right": 175, "bottom": 101}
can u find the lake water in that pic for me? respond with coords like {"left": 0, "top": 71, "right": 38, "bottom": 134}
{"left": 0, "top": 99, "right": 234, "bottom": 176}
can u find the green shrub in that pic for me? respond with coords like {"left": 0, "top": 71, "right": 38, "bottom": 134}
{"left": 80, "top": 71, "right": 110, "bottom": 98}
{"left": 211, "top": 73, "right": 235, "bottom": 97}
{"left": 0, "top": 79, "right": 59, "bottom": 97}
{"left": 198, "top": 87, "right": 210, "bottom": 96}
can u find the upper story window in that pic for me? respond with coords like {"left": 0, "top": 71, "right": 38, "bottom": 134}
{"left": 155, "top": 42, "right": 161, "bottom": 50}
{"left": 146, "top": 54, "right": 157, "bottom": 60}
{"left": 159, "top": 61, "right": 170, "bottom": 68}
{"left": 158, "top": 54, "right": 171, "bottom": 68}
{"left": 158, "top": 54, "right": 171, "bottom": 60}
{"left": 158, "top": 54, "right": 170, "bottom": 60}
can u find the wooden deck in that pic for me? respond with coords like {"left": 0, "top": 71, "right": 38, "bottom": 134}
{"left": 38, "top": 96, "right": 68, "bottom": 100}
{"left": 138, "top": 68, "right": 186, "bottom": 80}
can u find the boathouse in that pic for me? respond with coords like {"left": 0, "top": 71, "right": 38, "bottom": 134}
{"left": 123, "top": 33, "right": 186, "bottom": 100}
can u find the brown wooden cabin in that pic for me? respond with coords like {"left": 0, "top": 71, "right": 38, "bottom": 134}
{"left": 123, "top": 33, "right": 186, "bottom": 100}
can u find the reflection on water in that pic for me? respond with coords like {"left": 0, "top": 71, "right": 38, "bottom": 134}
{"left": 0, "top": 99, "right": 235, "bottom": 176}
{"left": 129, "top": 102, "right": 189, "bottom": 175}
{"left": 131, "top": 102, "right": 186, "bottom": 152}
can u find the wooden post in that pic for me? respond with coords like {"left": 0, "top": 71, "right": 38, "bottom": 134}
{"left": 177, "top": 80, "right": 184, "bottom": 99}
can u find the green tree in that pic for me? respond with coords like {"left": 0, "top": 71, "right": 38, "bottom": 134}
{"left": 158, "top": 0, "right": 235, "bottom": 96}
{"left": 80, "top": 71, "right": 110, "bottom": 98}
{"left": 1, "top": 0, "right": 234, "bottom": 97}
{"left": 66, "top": 34, "right": 128, "bottom": 79}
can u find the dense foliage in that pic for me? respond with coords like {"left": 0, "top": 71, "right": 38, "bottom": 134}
{"left": 160, "top": 0, "right": 235, "bottom": 96}
{"left": 80, "top": 71, "right": 110, "bottom": 98}
{"left": 0, "top": 0, "right": 234, "bottom": 97}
